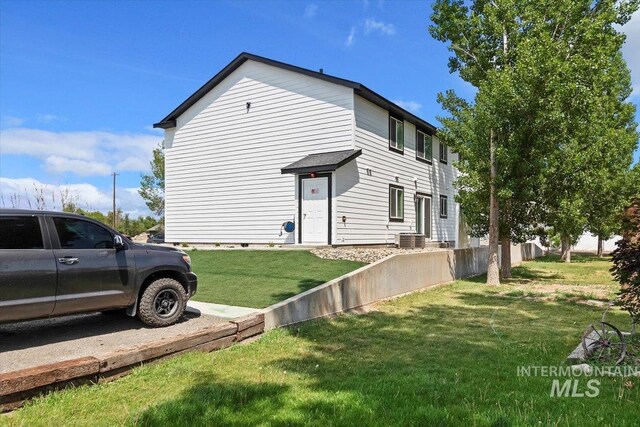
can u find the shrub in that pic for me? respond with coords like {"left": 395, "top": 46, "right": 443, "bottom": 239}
{"left": 611, "top": 198, "right": 640, "bottom": 326}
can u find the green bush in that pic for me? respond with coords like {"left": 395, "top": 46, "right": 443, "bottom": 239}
{"left": 611, "top": 198, "right": 640, "bottom": 326}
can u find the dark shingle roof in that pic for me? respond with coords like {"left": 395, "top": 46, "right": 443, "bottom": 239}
{"left": 280, "top": 149, "right": 362, "bottom": 174}
{"left": 154, "top": 52, "right": 437, "bottom": 135}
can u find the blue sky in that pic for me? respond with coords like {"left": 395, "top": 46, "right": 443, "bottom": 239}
{"left": 1, "top": 0, "right": 638, "bottom": 216}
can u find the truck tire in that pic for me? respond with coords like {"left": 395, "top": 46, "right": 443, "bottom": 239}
{"left": 138, "top": 278, "right": 187, "bottom": 327}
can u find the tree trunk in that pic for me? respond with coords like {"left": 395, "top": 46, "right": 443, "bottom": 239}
{"left": 597, "top": 236, "right": 604, "bottom": 257}
{"left": 487, "top": 129, "right": 500, "bottom": 285}
{"left": 560, "top": 234, "right": 572, "bottom": 263}
{"left": 500, "top": 200, "right": 512, "bottom": 279}
{"left": 500, "top": 237, "right": 512, "bottom": 279}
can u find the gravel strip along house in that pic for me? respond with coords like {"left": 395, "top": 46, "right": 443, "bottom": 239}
{"left": 155, "top": 52, "right": 462, "bottom": 247}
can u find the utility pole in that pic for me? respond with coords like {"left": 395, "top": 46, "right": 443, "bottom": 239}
{"left": 112, "top": 172, "right": 119, "bottom": 229}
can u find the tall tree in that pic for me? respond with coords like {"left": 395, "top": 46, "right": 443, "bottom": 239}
{"left": 431, "top": 0, "right": 550, "bottom": 283}
{"left": 431, "top": 0, "right": 514, "bottom": 284}
{"left": 139, "top": 142, "right": 165, "bottom": 218}
{"left": 431, "top": 0, "right": 639, "bottom": 278}
{"left": 584, "top": 159, "right": 636, "bottom": 257}
{"left": 538, "top": 3, "right": 638, "bottom": 262}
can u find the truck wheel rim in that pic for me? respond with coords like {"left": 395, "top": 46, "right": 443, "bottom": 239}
{"left": 154, "top": 289, "right": 179, "bottom": 318}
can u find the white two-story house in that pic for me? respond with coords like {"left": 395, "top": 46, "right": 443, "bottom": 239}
{"left": 154, "top": 53, "right": 460, "bottom": 247}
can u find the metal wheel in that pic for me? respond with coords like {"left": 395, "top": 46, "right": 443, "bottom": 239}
{"left": 153, "top": 289, "right": 179, "bottom": 318}
{"left": 582, "top": 322, "right": 627, "bottom": 365}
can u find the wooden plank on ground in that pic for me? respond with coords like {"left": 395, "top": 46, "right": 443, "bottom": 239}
{"left": 181, "top": 334, "right": 237, "bottom": 354}
{"left": 231, "top": 313, "right": 264, "bottom": 331}
{"left": 0, "top": 357, "right": 99, "bottom": 396}
{"left": 237, "top": 322, "right": 265, "bottom": 341}
{"left": 98, "top": 322, "right": 237, "bottom": 373}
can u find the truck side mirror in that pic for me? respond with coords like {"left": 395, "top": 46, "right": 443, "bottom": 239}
{"left": 114, "top": 235, "right": 125, "bottom": 250}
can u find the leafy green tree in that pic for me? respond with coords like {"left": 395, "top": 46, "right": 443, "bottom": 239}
{"left": 431, "top": 0, "right": 639, "bottom": 277}
{"left": 584, "top": 165, "right": 636, "bottom": 257}
{"left": 537, "top": 5, "right": 638, "bottom": 262}
{"left": 65, "top": 206, "right": 159, "bottom": 237}
{"left": 431, "top": 0, "right": 515, "bottom": 284}
{"left": 139, "top": 142, "right": 165, "bottom": 218}
{"left": 431, "top": 0, "right": 553, "bottom": 282}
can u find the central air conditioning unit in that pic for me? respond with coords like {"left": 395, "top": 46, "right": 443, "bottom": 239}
{"left": 395, "top": 233, "right": 426, "bottom": 249}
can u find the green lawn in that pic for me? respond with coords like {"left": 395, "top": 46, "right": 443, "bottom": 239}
{"left": 189, "top": 250, "right": 365, "bottom": 308}
{"left": 5, "top": 254, "right": 639, "bottom": 426}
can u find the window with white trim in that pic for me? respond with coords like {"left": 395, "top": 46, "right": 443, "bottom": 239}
{"left": 389, "top": 185, "right": 404, "bottom": 221}
{"left": 416, "top": 130, "right": 432, "bottom": 163}
{"left": 439, "top": 142, "right": 448, "bottom": 164}
{"left": 439, "top": 195, "right": 448, "bottom": 219}
{"left": 389, "top": 117, "right": 404, "bottom": 152}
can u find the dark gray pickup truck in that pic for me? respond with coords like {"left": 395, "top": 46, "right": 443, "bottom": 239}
{"left": 0, "top": 209, "right": 197, "bottom": 327}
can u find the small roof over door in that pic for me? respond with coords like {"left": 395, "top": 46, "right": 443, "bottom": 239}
{"left": 280, "top": 149, "right": 362, "bottom": 175}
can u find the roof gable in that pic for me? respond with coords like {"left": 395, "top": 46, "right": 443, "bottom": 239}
{"left": 154, "top": 52, "right": 436, "bottom": 134}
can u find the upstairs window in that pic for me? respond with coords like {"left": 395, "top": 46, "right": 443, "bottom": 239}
{"left": 389, "top": 116, "right": 404, "bottom": 153}
{"left": 439, "top": 195, "right": 448, "bottom": 219}
{"left": 439, "top": 141, "right": 448, "bottom": 164}
{"left": 416, "top": 130, "right": 432, "bottom": 163}
{"left": 389, "top": 185, "right": 404, "bottom": 221}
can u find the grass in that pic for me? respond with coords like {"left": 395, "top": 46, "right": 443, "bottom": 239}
{"left": 4, "top": 254, "right": 639, "bottom": 426}
{"left": 189, "top": 250, "right": 365, "bottom": 308}
{"left": 479, "top": 253, "right": 620, "bottom": 304}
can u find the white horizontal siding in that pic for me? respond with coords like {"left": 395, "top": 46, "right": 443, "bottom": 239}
{"left": 164, "top": 60, "right": 354, "bottom": 243}
{"left": 334, "top": 95, "right": 458, "bottom": 245}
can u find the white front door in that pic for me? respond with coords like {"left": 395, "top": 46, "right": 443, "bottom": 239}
{"left": 301, "top": 177, "right": 329, "bottom": 244}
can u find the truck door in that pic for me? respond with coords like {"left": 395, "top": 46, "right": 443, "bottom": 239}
{"left": 0, "top": 215, "right": 57, "bottom": 322}
{"left": 48, "top": 216, "right": 135, "bottom": 315}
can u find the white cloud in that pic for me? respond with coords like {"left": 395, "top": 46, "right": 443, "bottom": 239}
{"left": 0, "top": 177, "right": 151, "bottom": 216}
{"left": 304, "top": 3, "right": 318, "bottom": 18}
{"left": 392, "top": 100, "right": 422, "bottom": 113}
{"left": 115, "top": 157, "right": 149, "bottom": 172}
{"left": 364, "top": 18, "right": 395, "bottom": 36}
{"left": 37, "top": 114, "right": 67, "bottom": 124}
{"left": 622, "top": 10, "right": 640, "bottom": 97}
{"left": 144, "top": 125, "right": 164, "bottom": 134}
{"left": 1, "top": 116, "right": 26, "bottom": 127}
{"left": 346, "top": 18, "right": 395, "bottom": 47}
{"left": 0, "top": 128, "right": 161, "bottom": 176}
{"left": 44, "top": 156, "right": 112, "bottom": 176}
{"left": 346, "top": 26, "right": 357, "bottom": 47}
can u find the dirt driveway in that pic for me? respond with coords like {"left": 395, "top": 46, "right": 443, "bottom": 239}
{"left": 0, "top": 311, "right": 225, "bottom": 374}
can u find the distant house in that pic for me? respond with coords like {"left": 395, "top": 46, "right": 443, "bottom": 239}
{"left": 154, "top": 53, "right": 461, "bottom": 246}
{"left": 571, "top": 233, "right": 620, "bottom": 253}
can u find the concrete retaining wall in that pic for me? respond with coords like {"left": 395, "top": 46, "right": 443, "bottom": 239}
{"left": 264, "top": 243, "right": 543, "bottom": 329}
